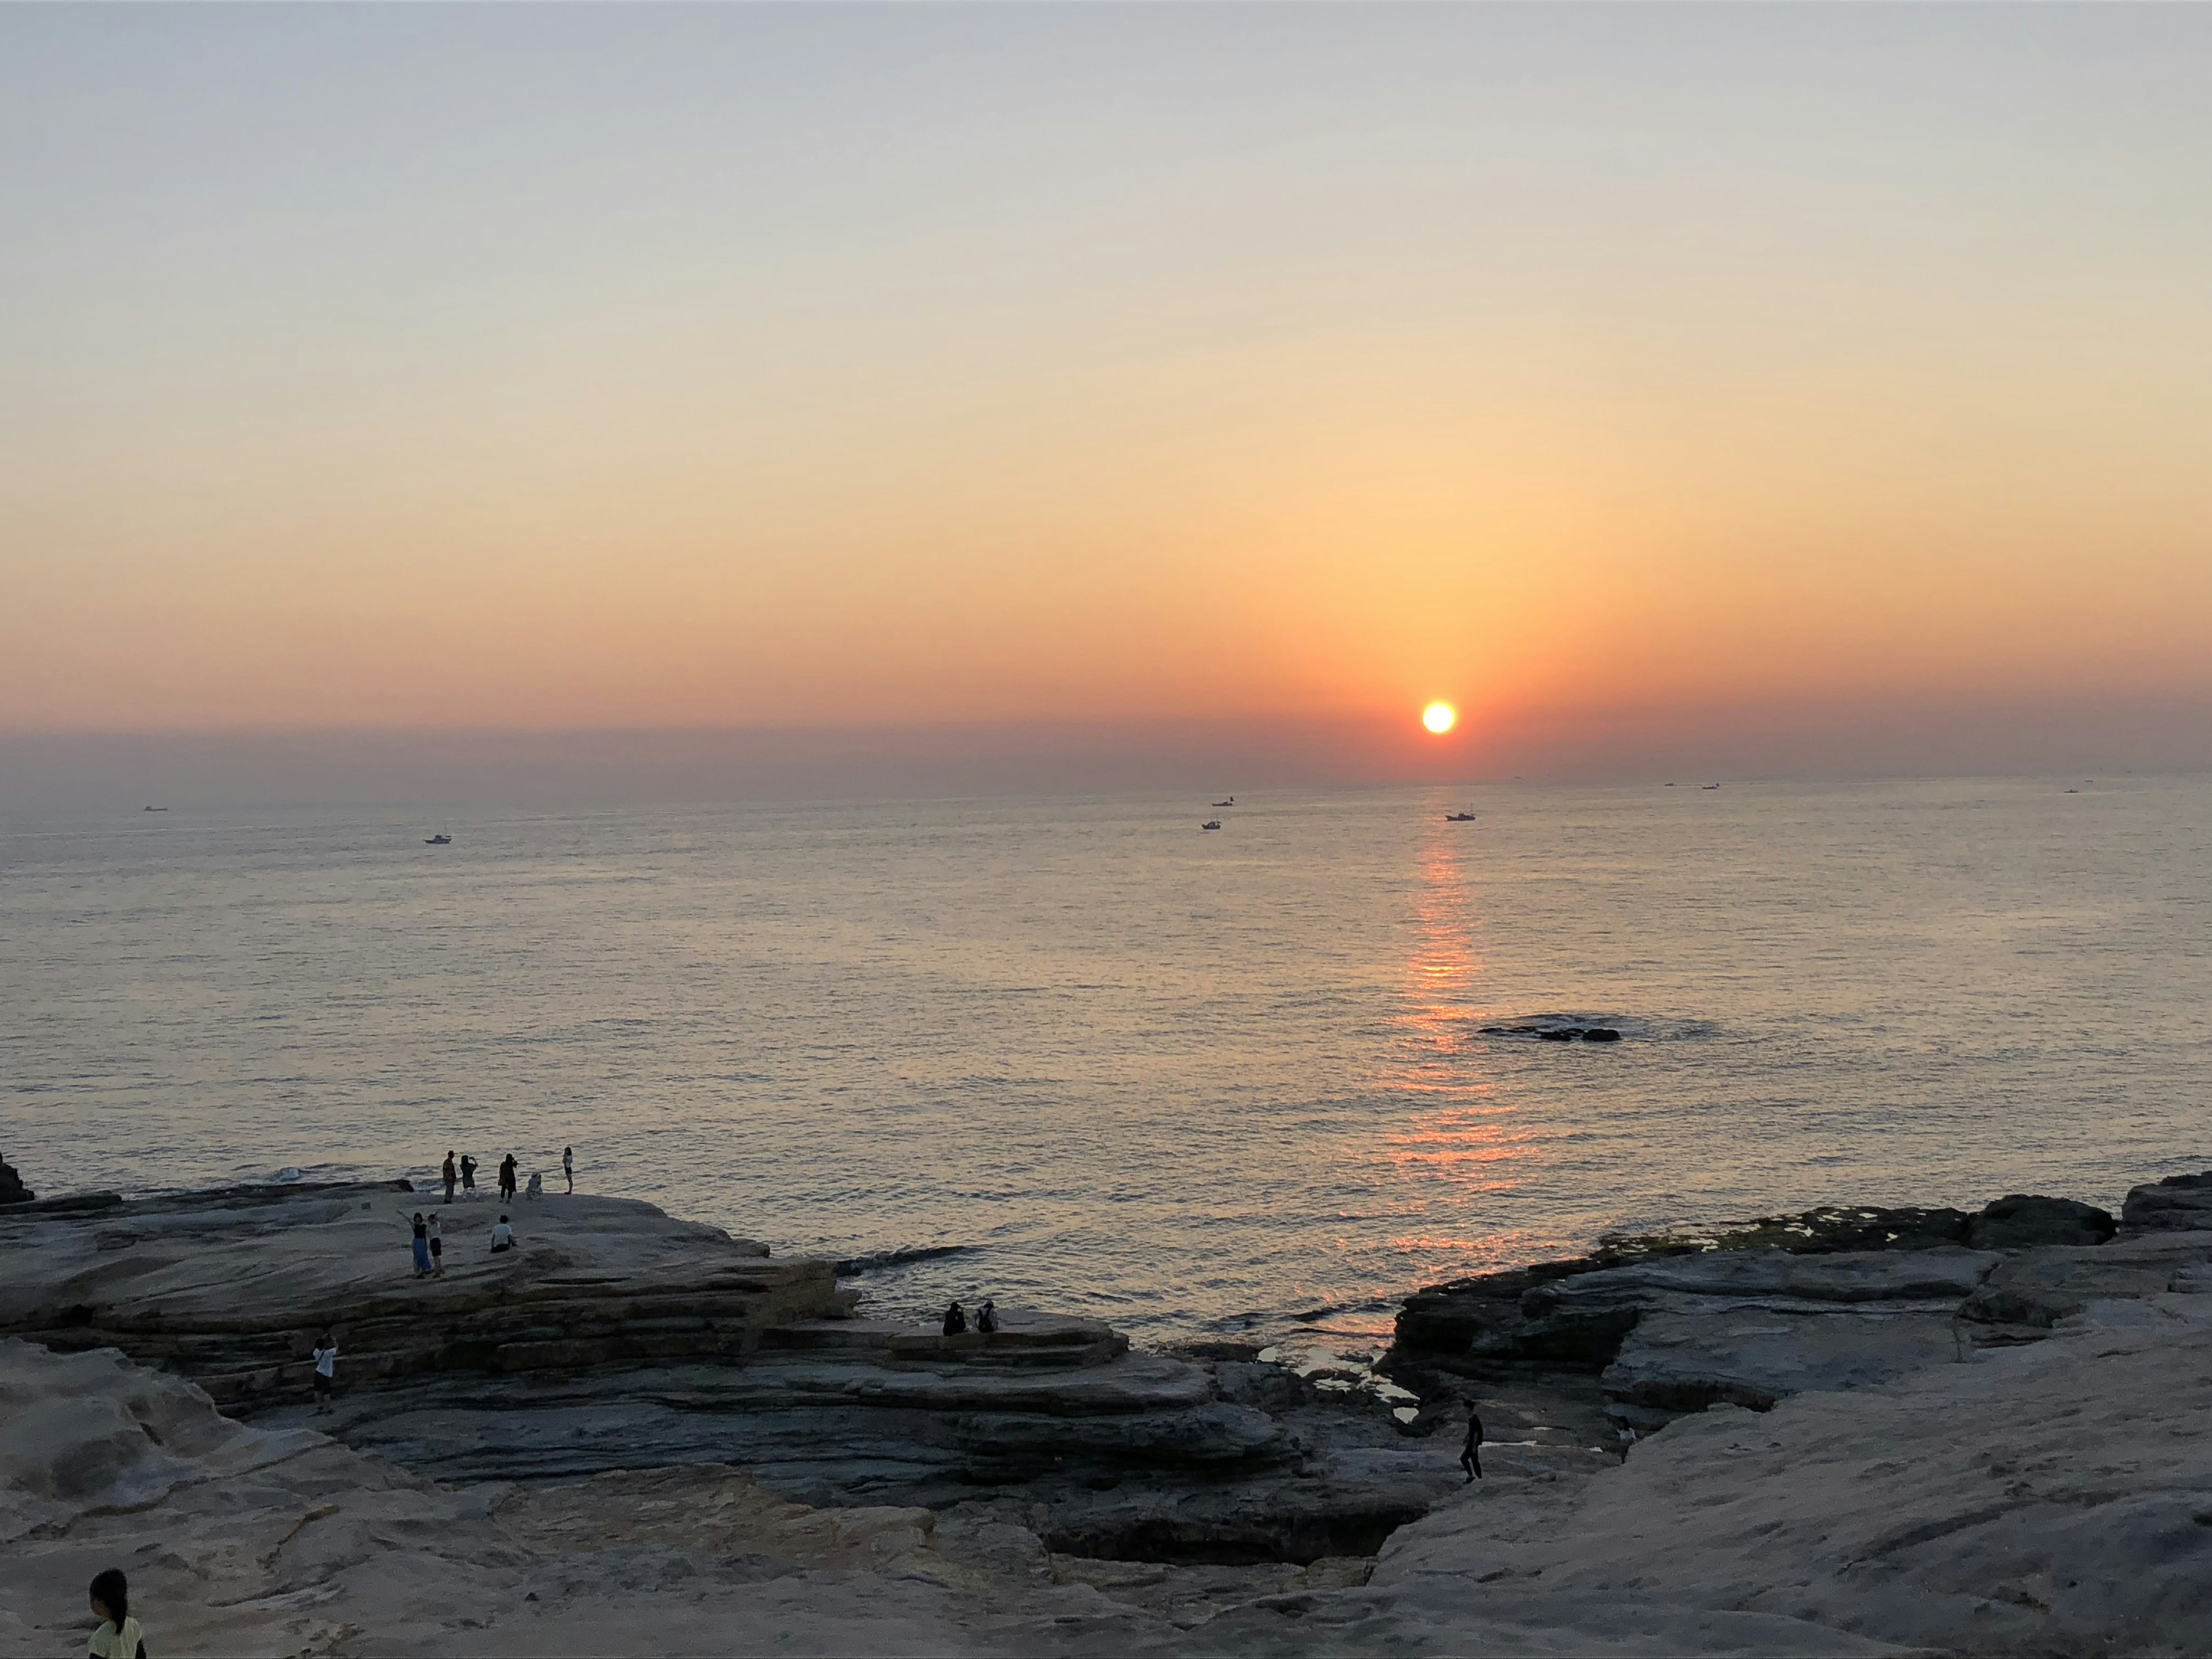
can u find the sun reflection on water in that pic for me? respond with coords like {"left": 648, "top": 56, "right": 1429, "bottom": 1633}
{"left": 1378, "top": 822, "right": 1525, "bottom": 1193}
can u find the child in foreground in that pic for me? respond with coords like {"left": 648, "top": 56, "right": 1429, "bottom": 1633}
{"left": 88, "top": 1567, "right": 147, "bottom": 1658}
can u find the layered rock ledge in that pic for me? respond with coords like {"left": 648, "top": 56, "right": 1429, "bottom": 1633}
{"left": 14, "top": 1186, "right": 2212, "bottom": 1654}
{"left": 0, "top": 1181, "right": 1471, "bottom": 1567}
{"left": 1380, "top": 1180, "right": 2210, "bottom": 1437}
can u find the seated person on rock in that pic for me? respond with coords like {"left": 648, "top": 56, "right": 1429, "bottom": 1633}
{"left": 976, "top": 1298, "right": 998, "bottom": 1334}
{"left": 942, "top": 1300, "right": 967, "bottom": 1336}
{"left": 491, "top": 1214, "right": 516, "bottom": 1253}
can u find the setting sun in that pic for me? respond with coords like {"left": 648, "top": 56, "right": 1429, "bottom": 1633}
{"left": 1422, "top": 702, "right": 1456, "bottom": 734}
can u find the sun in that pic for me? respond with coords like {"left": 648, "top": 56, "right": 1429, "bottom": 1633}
{"left": 1422, "top": 702, "right": 1456, "bottom": 734}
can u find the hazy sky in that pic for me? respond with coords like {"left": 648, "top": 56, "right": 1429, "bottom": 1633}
{"left": 6, "top": 6, "right": 2211, "bottom": 771}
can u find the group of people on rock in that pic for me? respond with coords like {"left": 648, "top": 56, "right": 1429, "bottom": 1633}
{"left": 405, "top": 1205, "right": 524, "bottom": 1276}
{"left": 438, "top": 1145, "right": 574, "bottom": 1206}
{"left": 400, "top": 1146, "right": 570, "bottom": 1279}
{"left": 941, "top": 1298, "right": 998, "bottom": 1335}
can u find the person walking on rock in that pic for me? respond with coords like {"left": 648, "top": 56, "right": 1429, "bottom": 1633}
{"left": 563, "top": 1145, "right": 574, "bottom": 1195}
{"left": 498, "top": 1153, "right": 518, "bottom": 1204}
{"left": 459, "top": 1153, "right": 478, "bottom": 1198}
{"left": 442, "top": 1151, "right": 457, "bottom": 1205}
{"left": 87, "top": 1568, "right": 148, "bottom": 1659}
{"left": 1460, "top": 1403, "right": 1484, "bottom": 1482}
{"left": 407, "top": 1211, "right": 432, "bottom": 1278}
{"left": 311, "top": 1330, "right": 338, "bottom": 1415}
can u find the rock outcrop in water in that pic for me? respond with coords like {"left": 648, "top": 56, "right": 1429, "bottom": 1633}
{"left": 1383, "top": 1179, "right": 2186, "bottom": 1437}
{"left": 0, "top": 1151, "right": 32, "bottom": 1205}
{"left": 0, "top": 1181, "right": 847, "bottom": 1400}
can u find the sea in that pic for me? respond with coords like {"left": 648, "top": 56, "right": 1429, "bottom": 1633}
{"left": 5, "top": 775, "right": 2210, "bottom": 1368}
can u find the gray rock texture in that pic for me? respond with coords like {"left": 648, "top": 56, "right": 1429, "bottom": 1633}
{"left": 0, "top": 1182, "right": 1440, "bottom": 1566}
{"left": 1603, "top": 1305, "right": 1964, "bottom": 1419}
{"left": 1965, "top": 1193, "right": 2115, "bottom": 1249}
{"left": 2120, "top": 1169, "right": 2212, "bottom": 1232}
{"left": 18, "top": 1286, "right": 2212, "bottom": 1654}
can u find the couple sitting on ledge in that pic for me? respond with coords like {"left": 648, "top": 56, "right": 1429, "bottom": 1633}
{"left": 942, "top": 1298, "right": 997, "bottom": 1336}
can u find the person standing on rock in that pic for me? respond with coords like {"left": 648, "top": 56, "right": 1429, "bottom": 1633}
{"left": 86, "top": 1568, "right": 147, "bottom": 1659}
{"left": 407, "top": 1211, "right": 432, "bottom": 1277}
{"left": 311, "top": 1330, "right": 338, "bottom": 1415}
{"left": 442, "top": 1151, "right": 457, "bottom": 1205}
{"left": 1460, "top": 1403, "right": 1484, "bottom": 1482}
{"left": 563, "top": 1145, "right": 574, "bottom": 1195}
{"left": 498, "top": 1153, "right": 518, "bottom": 1204}
{"left": 459, "top": 1153, "right": 478, "bottom": 1198}
{"left": 427, "top": 1213, "right": 444, "bottom": 1275}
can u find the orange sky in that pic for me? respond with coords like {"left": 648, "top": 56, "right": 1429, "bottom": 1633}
{"left": 5, "top": 9, "right": 2211, "bottom": 759}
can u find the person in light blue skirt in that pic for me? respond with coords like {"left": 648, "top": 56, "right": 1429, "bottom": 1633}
{"left": 407, "top": 1211, "right": 432, "bottom": 1277}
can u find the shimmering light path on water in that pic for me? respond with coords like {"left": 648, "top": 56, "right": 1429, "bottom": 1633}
{"left": 6, "top": 778, "right": 2210, "bottom": 1355}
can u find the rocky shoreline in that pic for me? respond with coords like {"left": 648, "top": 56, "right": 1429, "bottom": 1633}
{"left": 8, "top": 1165, "right": 2212, "bottom": 1653}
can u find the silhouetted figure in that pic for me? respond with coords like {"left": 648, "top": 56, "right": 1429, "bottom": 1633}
{"left": 563, "top": 1146, "right": 574, "bottom": 1195}
{"left": 976, "top": 1299, "right": 998, "bottom": 1334}
{"left": 459, "top": 1154, "right": 478, "bottom": 1197}
{"left": 498, "top": 1154, "right": 517, "bottom": 1203}
{"left": 1460, "top": 1404, "right": 1484, "bottom": 1482}
{"left": 942, "top": 1301, "right": 967, "bottom": 1336}
{"left": 0, "top": 1149, "right": 35, "bottom": 1205}
{"left": 408, "top": 1211, "right": 431, "bottom": 1278}
{"left": 427, "top": 1213, "right": 444, "bottom": 1275}
{"left": 88, "top": 1567, "right": 147, "bottom": 1659}
{"left": 442, "top": 1151, "right": 457, "bottom": 1205}
{"left": 312, "top": 1330, "right": 338, "bottom": 1414}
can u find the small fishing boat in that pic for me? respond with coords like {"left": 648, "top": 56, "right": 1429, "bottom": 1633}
{"left": 142, "top": 805, "right": 168, "bottom": 812}
{"left": 1201, "top": 820, "right": 1222, "bottom": 831}
{"left": 1444, "top": 811, "right": 1475, "bottom": 822}
{"left": 425, "top": 834, "right": 452, "bottom": 845}
{"left": 1212, "top": 797, "right": 1234, "bottom": 807}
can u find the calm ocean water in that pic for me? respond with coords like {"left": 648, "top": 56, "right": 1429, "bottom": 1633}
{"left": 5, "top": 777, "right": 2210, "bottom": 1359}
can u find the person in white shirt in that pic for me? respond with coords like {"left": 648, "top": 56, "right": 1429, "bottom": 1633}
{"left": 311, "top": 1331, "right": 338, "bottom": 1415}
{"left": 87, "top": 1568, "right": 146, "bottom": 1659}
{"left": 491, "top": 1215, "right": 516, "bottom": 1253}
